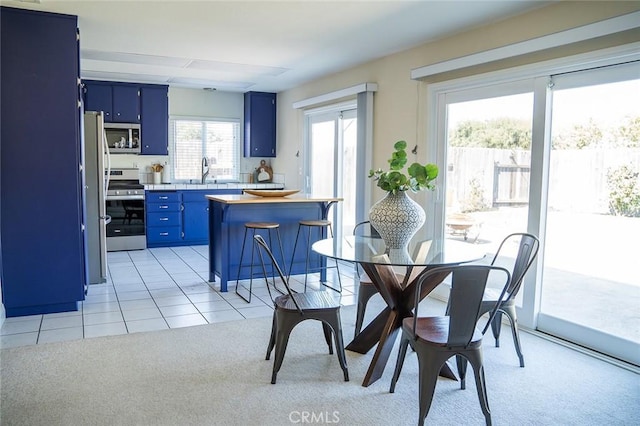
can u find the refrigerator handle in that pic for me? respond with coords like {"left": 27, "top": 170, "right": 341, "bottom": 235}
{"left": 103, "top": 128, "right": 111, "bottom": 192}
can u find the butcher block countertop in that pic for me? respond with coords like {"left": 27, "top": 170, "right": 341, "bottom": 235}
{"left": 205, "top": 193, "right": 342, "bottom": 204}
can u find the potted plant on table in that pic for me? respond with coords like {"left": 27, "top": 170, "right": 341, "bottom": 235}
{"left": 368, "top": 140, "right": 438, "bottom": 253}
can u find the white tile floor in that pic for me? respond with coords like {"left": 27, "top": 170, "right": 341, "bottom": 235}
{"left": 0, "top": 245, "right": 358, "bottom": 349}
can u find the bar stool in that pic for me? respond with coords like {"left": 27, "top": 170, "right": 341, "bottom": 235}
{"left": 288, "top": 219, "right": 342, "bottom": 293}
{"left": 236, "top": 222, "right": 285, "bottom": 303}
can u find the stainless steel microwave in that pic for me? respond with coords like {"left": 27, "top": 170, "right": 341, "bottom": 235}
{"left": 104, "top": 123, "right": 141, "bottom": 154}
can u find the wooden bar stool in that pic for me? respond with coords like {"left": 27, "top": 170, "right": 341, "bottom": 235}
{"left": 288, "top": 219, "right": 342, "bottom": 293}
{"left": 236, "top": 222, "right": 285, "bottom": 303}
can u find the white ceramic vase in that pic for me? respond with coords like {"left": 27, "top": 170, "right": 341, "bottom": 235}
{"left": 369, "top": 191, "right": 426, "bottom": 255}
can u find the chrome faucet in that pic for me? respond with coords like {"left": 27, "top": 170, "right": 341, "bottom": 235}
{"left": 201, "top": 157, "right": 209, "bottom": 183}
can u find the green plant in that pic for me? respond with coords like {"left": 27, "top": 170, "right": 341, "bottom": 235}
{"left": 461, "top": 177, "right": 489, "bottom": 212}
{"left": 607, "top": 164, "right": 640, "bottom": 217}
{"left": 368, "top": 140, "right": 438, "bottom": 194}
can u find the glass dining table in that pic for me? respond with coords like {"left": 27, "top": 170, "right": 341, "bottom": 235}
{"left": 312, "top": 236, "right": 486, "bottom": 387}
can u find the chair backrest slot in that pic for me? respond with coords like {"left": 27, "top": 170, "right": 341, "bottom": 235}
{"left": 491, "top": 233, "right": 540, "bottom": 298}
{"left": 254, "top": 234, "right": 302, "bottom": 313}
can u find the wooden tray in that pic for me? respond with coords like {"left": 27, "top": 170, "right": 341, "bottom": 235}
{"left": 243, "top": 189, "right": 300, "bottom": 197}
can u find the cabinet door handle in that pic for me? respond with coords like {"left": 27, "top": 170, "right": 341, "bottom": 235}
{"left": 160, "top": 232, "right": 169, "bottom": 236}
{"left": 159, "top": 196, "right": 168, "bottom": 200}
{"left": 160, "top": 217, "right": 168, "bottom": 221}
{"left": 159, "top": 205, "right": 168, "bottom": 209}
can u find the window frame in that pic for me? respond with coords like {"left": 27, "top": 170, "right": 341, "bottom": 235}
{"left": 169, "top": 115, "right": 241, "bottom": 183}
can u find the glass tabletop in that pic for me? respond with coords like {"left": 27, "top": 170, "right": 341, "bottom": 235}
{"left": 312, "top": 236, "right": 486, "bottom": 267}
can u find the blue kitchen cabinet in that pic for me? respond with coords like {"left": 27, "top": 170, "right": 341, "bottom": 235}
{"left": 181, "top": 190, "right": 242, "bottom": 245}
{"left": 140, "top": 85, "right": 169, "bottom": 155}
{"left": 182, "top": 191, "right": 210, "bottom": 243}
{"left": 84, "top": 80, "right": 167, "bottom": 154}
{"left": 83, "top": 81, "right": 140, "bottom": 123}
{"left": 244, "top": 91, "right": 277, "bottom": 157}
{"left": 1, "top": 7, "right": 86, "bottom": 316}
{"left": 146, "top": 191, "right": 182, "bottom": 246}
{"left": 146, "top": 189, "right": 242, "bottom": 247}
{"left": 112, "top": 85, "right": 140, "bottom": 123}
{"left": 84, "top": 81, "right": 113, "bottom": 121}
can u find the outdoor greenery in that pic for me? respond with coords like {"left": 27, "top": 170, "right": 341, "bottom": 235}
{"left": 450, "top": 114, "right": 640, "bottom": 150}
{"left": 450, "top": 117, "right": 532, "bottom": 149}
{"left": 368, "top": 140, "right": 438, "bottom": 194}
{"left": 461, "top": 177, "right": 489, "bottom": 213}
{"left": 607, "top": 165, "right": 640, "bottom": 217}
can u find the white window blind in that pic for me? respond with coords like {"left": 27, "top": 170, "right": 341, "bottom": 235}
{"left": 171, "top": 118, "right": 240, "bottom": 182}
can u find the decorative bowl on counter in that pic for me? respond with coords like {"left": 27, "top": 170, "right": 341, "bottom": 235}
{"left": 243, "top": 189, "right": 300, "bottom": 197}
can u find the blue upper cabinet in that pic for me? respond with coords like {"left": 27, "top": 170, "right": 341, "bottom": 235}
{"left": 1, "top": 6, "right": 86, "bottom": 316}
{"left": 140, "top": 85, "right": 169, "bottom": 155}
{"left": 244, "top": 91, "right": 277, "bottom": 157}
{"left": 84, "top": 82, "right": 113, "bottom": 120}
{"left": 84, "top": 80, "right": 168, "bottom": 155}
{"left": 83, "top": 81, "right": 140, "bottom": 123}
{"left": 112, "top": 85, "right": 140, "bottom": 123}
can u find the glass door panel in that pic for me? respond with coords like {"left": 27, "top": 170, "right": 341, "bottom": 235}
{"left": 445, "top": 92, "right": 534, "bottom": 261}
{"left": 540, "top": 74, "right": 640, "bottom": 364}
{"left": 309, "top": 119, "right": 336, "bottom": 195}
{"left": 307, "top": 109, "right": 357, "bottom": 239}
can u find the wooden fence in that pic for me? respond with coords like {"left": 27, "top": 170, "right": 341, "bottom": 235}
{"left": 447, "top": 147, "right": 640, "bottom": 214}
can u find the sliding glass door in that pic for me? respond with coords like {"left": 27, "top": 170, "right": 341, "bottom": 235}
{"left": 439, "top": 82, "right": 535, "bottom": 305}
{"left": 538, "top": 64, "right": 640, "bottom": 364}
{"left": 305, "top": 106, "right": 357, "bottom": 238}
{"left": 433, "top": 58, "right": 640, "bottom": 365}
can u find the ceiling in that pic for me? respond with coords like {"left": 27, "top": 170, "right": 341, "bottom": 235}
{"left": 4, "top": 0, "right": 550, "bottom": 92}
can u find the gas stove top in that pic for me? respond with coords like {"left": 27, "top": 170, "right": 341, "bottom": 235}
{"left": 107, "top": 168, "right": 144, "bottom": 197}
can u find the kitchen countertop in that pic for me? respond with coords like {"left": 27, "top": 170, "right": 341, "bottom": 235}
{"left": 205, "top": 194, "right": 342, "bottom": 204}
{"left": 145, "top": 182, "right": 285, "bottom": 191}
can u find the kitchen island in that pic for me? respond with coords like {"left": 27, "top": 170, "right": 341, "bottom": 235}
{"left": 206, "top": 193, "right": 341, "bottom": 291}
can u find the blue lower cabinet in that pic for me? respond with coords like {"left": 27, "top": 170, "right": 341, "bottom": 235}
{"left": 147, "top": 211, "right": 180, "bottom": 227}
{"left": 146, "top": 189, "right": 241, "bottom": 247}
{"left": 183, "top": 202, "right": 209, "bottom": 243}
{"left": 147, "top": 226, "right": 182, "bottom": 245}
{"left": 146, "top": 191, "right": 181, "bottom": 247}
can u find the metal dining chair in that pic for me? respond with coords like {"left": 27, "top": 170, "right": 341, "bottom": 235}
{"left": 390, "top": 264, "right": 511, "bottom": 426}
{"left": 476, "top": 232, "right": 540, "bottom": 367}
{"left": 352, "top": 221, "right": 381, "bottom": 338}
{"left": 254, "top": 235, "right": 349, "bottom": 384}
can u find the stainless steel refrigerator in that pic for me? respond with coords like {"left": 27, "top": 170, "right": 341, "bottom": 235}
{"left": 84, "top": 111, "right": 110, "bottom": 284}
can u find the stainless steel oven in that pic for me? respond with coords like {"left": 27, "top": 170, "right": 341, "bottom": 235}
{"left": 106, "top": 168, "right": 146, "bottom": 251}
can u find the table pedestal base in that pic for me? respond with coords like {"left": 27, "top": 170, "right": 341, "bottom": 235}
{"left": 347, "top": 265, "right": 458, "bottom": 387}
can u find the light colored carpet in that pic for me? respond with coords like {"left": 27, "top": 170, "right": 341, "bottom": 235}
{"left": 1, "top": 305, "right": 638, "bottom": 426}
